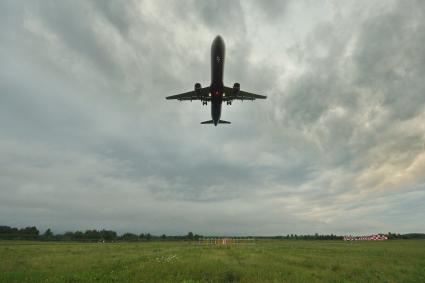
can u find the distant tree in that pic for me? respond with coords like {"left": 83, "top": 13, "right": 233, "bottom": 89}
{"left": 187, "top": 232, "right": 194, "bottom": 240}
{"left": 62, "top": 231, "right": 74, "bottom": 241}
{"left": 0, "top": 226, "right": 18, "bottom": 239}
{"left": 161, "top": 234, "right": 166, "bottom": 240}
{"left": 146, "top": 233, "right": 151, "bottom": 240}
{"left": 100, "top": 230, "right": 117, "bottom": 241}
{"left": 121, "top": 233, "right": 138, "bottom": 241}
{"left": 42, "top": 229, "right": 54, "bottom": 240}
{"left": 84, "top": 230, "right": 101, "bottom": 241}
{"left": 73, "top": 231, "right": 84, "bottom": 241}
{"left": 20, "top": 226, "right": 39, "bottom": 235}
{"left": 0, "top": 226, "right": 12, "bottom": 234}
{"left": 18, "top": 226, "right": 39, "bottom": 240}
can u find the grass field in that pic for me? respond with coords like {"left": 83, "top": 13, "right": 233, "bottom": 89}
{"left": 1, "top": 240, "right": 424, "bottom": 282}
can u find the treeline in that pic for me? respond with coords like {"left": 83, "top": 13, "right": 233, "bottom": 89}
{"left": 0, "top": 226, "right": 39, "bottom": 240}
{"left": 1, "top": 226, "right": 424, "bottom": 242}
{"left": 387, "top": 232, "right": 425, "bottom": 240}
{"left": 265, "top": 234, "right": 343, "bottom": 240}
{"left": 0, "top": 226, "right": 201, "bottom": 242}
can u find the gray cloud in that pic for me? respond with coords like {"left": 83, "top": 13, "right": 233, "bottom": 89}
{"left": 252, "top": 0, "right": 290, "bottom": 21}
{"left": 0, "top": 0, "right": 424, "bottom": 235}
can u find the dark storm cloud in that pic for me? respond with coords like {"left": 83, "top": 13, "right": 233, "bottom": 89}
{"left": 0, "top": 0, "right": 424, "bottom": 235}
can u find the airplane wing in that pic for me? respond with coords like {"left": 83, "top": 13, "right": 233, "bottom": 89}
{"left": 223, "top": 86, "right": 267, "bottom": 101}
{"left": 166, "top": 87, "right": 210, "bottom": 101}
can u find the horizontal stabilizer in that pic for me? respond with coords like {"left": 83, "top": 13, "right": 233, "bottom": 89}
{"left": 200, "top": 120, "right": 231, "bottom": 125}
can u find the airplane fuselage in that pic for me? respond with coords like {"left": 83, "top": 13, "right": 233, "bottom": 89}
{"left": 210, "top": 36, "right": 225, "bottom": 126}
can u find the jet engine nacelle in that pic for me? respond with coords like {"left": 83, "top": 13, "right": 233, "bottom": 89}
{"left": 233, "top": 83, "right": 240, "bottom": 94}
{"left": 194, "top": 83, "right": 202, "bottom": 95}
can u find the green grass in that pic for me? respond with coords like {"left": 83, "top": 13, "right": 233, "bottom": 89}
{"left": 1, "top": 240, "right": 424, "bottom": 282}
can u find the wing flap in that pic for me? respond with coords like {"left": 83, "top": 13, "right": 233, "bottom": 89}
{"left": 223, "top": 86, "right": 267, "bottom": 101}
{"left": 166, "top": 87, "right": 210, "bottom": 101}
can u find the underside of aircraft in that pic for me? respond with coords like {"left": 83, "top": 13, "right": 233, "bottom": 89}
{"left": 166, "top": 35, "right": 266, "bottom": 126}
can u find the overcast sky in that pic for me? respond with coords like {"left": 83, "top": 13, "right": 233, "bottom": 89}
{"left": 1, "top": 0, "right": 425, "bottom": 236}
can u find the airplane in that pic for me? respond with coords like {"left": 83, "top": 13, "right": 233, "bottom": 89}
{"left": 166, "top": 35, "right": 267, "bottom": 126}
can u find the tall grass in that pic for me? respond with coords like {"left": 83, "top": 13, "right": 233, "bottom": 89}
{"left": 1, "top": 240, "right": 424, "bottom": 282}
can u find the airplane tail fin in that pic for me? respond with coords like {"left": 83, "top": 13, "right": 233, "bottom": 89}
{"left": 200, "top": 120, "right": 231, "bottom": 125}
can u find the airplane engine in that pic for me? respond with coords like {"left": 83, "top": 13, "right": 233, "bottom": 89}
{"left": 233, "top": 83, "right": 240, "bottom": 94}
{"left": 194, "top": 83, "right": 202, "bottom": 95}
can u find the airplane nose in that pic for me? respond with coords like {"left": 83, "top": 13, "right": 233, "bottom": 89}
{"left": 214, "top": 35, "right": 224, "bottom": 44}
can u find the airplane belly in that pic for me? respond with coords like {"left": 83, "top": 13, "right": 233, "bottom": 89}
{"left": 211, "top": 100, "right": 222, "bottom": 123}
